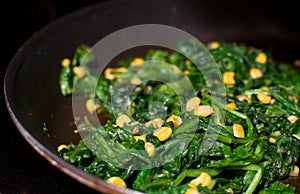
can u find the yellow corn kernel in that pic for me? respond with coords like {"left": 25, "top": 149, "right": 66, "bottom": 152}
{"left": 131, "top": 102, "right": 136, "bottom": 107}
{"left": 189, "top": 172, "right": 212, "bottom": 188}
{"left": 288, "top": 115, "right": 298, "bottom": 124}
{"left": 223, "top": 72, "right": 235, "bottom": 85}
{"left": 257, "top": 92, "right": 271, "bottom": 104}
{"left": 260, "top": 86, "right": 270, "bottom": 91}
{"left": 237, "top": 95, "right": 252, "bottom": 104}
{"left": 134, "top": 134, "right": 146, "bottom": 142}
{"left": 194, "top": 105, "right": 213, "bottom": 117}
{"left": 269, "top": 137, "right": 276, "bottom": 144}
{"left": 294, "top": 59, "right": 300, "bottom": 68}
{"left": 233, "top": 124, "right": 245, "bottom": 138}
{"left": 294, "top": 97, "right": 299, "bottom": 104}
{"left": 104, "top": 68, "right": 114, "bottom": 80}
{"left": 226, "top": 102, "right": 237, "bottom": 110}
{"left": 57, "top": 144, "right": 68, "bottom": 152}
{"left": 116, "top": 67, "right": 127, "bottom": 72}
{"left": 166, "top": 115, "right": 182, "bottom": 128}
{"left": 104, "top": 67, "right": 127, "bottom": 80}
{"left": 86, "top": 98, "right": 99, "bottom": 113}
{"left": 130, "top": 77, "right": 142, "bottom": 85}
{"left": 186, "top": 97, "right": 201, "bottom": 112}
{"left": 185, "top": 60, "right": 192, "bottom": 67}
{"left": 271, "top": 131, "right": 281, "bottom": 137}
{"left": 289, "top": 95, "right": 299, "bottom": 104}
{"left": 145, "top": 118, "right": 163, "bottom": 128}
{"left": 270, "top": 99, "right": 276, "bottom": 104}
{"left": 184, "top": 70, "right": 191, "bottom": 76}
{"left": 106, "top": 177, "right": 127, "bottom": 188}
{"left": 289, "top": 166, "right": 300, "bottom": 177}
{"left": 73, "top": 66, "right": 85, "bottom": 79}
{"left": 116, "top": 114, "right": 131, "bottom": 128}
{"left": 153, "top": 127, "right": 172, "bottom": 141}
{"left": 250, "top": 68, "right": 263, "bottom": 79}
{"left": 131, "top": 58, "right": 144, "bottom": 66}
{"left": 61, "top": 58, "right": 71, "bottom": 67}
{"left": 208, "top": 41, "right": 220, "bottom": 49}
{"left": 185, "top": 188, "right": 200, "bottom": 194}
{"left": 256, "top": 52, "right": 267, "bottom": 64}
{"left": 145, "top": 142, "right": 155, "bottom": 157}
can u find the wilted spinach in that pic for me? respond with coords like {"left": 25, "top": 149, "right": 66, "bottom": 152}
{"left": 58, "top": 42, "right": 300, "bottom": 193}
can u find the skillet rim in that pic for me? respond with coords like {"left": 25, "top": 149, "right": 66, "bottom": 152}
{"left": 3, "top": 0, "right": 143, "bottom": 193}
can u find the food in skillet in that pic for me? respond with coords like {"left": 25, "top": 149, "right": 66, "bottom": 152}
{"left": 58, "top": 41, "right": 300, "bottom": 193}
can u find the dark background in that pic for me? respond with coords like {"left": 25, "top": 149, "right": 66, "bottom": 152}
{"left": 1, "top": 0, "right": 300, "bottom": 193}
{"left": 1, "top": 1, "right": 105, "bottom": 193}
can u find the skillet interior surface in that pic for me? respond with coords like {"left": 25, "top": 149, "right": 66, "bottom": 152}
{"left": 4, "top": 0, "right": 300, "bottom": 193}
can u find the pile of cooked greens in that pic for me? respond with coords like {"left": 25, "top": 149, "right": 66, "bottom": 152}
{"left": 58, "top": 41, "right": 300, "bottom": 193}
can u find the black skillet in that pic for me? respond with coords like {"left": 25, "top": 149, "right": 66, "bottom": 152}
{"left": 4, "top": 0, "right": 300, "bottom": 193}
